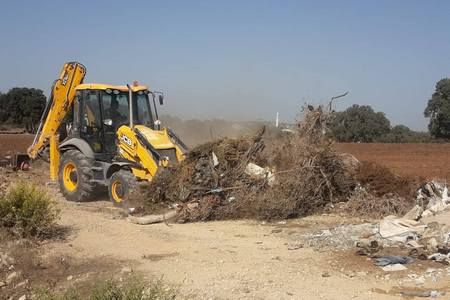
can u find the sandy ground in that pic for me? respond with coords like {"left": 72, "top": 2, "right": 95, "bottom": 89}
{"left": 1, "top": 137, "right": 450, "bottom": 299}
{"left": 38, "top": 192, "right": 449, "bottom": 300}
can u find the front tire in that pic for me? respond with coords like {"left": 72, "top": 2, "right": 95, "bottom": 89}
{"left": 58, "top": 150, "right": 95, "bottom": 202}
{"left": 108, "top": 170, "right": 137, "bottom": 207}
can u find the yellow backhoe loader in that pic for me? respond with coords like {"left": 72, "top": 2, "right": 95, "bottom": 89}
{"left": 28, "top": 62, "right": 187, "bottom": 206}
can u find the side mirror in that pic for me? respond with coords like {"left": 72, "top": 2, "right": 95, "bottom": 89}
{"left": 104, "top": 119, "right": 113, "bottom": 126}
{"left": 159, "top": 94, "right": 164, "bottom": 105}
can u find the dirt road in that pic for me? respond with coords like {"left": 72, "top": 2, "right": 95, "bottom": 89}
{"left": 1, "top": 165, "right": 449, "bottom": 299}
{"left": 41, "top": 195, "right": 449, "bottom": 300}
{"left": 2, "top": 138, "right": 450, "bottom": 299}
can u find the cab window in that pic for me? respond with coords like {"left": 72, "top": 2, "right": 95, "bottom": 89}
{"left": 102, "top": 91, "right": 129, "bottom": 126}
{"left": 81, "top": 90, "right": 103, "bottom": 153}
{"left": 135, "top": 93, "right": 153, "bottom": 127}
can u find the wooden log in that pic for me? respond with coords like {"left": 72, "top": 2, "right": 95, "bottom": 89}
{"left": 127, "top": 210, "right": 177, "bottom": 225}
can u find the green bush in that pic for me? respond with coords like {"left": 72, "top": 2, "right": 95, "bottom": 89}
{"left": 0, "top": 181, "right": 60, "bottom": 238}
{"left": 36, "top": 276, "right": 177, "bottom": 300}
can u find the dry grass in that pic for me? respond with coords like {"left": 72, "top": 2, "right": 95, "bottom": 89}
{"left": 356, "top": 161, "right": 421, "bottom": 199}
{"left": 36, "top": 276, "right": 178, "bottom": 300}
{"left": 341, "top": 188, "right": 414, "bottom": 219}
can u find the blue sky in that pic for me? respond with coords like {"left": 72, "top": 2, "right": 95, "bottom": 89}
{"left": 1, "top": 0, "right": 449, "bottom": 130}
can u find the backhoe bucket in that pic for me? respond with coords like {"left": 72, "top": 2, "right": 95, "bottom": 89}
{"left": 12, "top": 153, "right": 30, "bottom": 171}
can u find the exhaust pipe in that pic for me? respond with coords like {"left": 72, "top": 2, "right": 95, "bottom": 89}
{"left": 127, "top": 84, "right": 134, "bottom": 128}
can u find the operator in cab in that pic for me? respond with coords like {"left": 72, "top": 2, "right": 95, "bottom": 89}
{"left": 105, "top": 99, "right": 126, "bottom": 126}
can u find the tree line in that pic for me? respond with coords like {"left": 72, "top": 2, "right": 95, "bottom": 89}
{"left": 328, "top": 78, "right": 450, "bottom": 142}
{"left": 328, "top": 104, "right": 433, "bottom": 143}
{"left": 0, "top": 78, "right": 449, "bottom": 142}
{"left": 0, "top": 87, "right": 46, "bottom": 132}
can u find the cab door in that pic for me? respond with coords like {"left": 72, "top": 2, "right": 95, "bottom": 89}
{"left": 79, "top": 90, "right": 104, "bottom": 154}
{"left": 100, "top": 90, "right": 130, "bottom": 154}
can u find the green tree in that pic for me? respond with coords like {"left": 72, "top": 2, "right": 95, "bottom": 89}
{"left": 0, "top": 87, "right": 46, "bottom": 132}
{"left": 330, "top": 104, "right": 391, "bottom": 142}
{"left": 380, "top": 124, "right": 431, "bottom": 143}
{"left": 424, "top": 78, "right": 450, "bottom": 139}
{"left": 0, "top": 92, "right": 5, "bottom": 123}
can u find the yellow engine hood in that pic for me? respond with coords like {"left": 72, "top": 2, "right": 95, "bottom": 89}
{"left": 134, "top": 125, "right": 175, "bottom": 149}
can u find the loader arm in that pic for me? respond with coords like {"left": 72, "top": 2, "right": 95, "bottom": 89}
{"left": 28, "top": 62, "right": 86, "bottom": 180}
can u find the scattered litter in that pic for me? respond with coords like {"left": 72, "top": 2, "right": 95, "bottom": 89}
{"left": 379, "top": 216, "right": 426, "bottom": 243}
{"left": 374, "top": 255, "right": 414, "bottom": 267}
{"left": 287, "top": 242, "right": 304, "bottom": 250}
{"left": 227, "top": 196, "right": 235, "bottom": 203}
{"left": 400, "top": 290, "right": 445, "bottom": 298}
{"left": 417, "top": 181, "right": 449, "bottom": 218}
{"left": 381, "top": 263, "right": 407, "bottom": 272}
{"left": 356, "top": 240, "right": 382, "bottom": 256}
{"left": 293, "top": 223, "right": 379, "bottom": 251}
{"left": 406, "top": 240, "right": 424, "bottom": 249}
{"left": 244, "top": 162, "right": 275, "bottom": 186}
{"left": 428, "top": 253, "right": 450, "bottom": 263}
{"left": 211, "top": 151, "right": 219, "bottom": 167}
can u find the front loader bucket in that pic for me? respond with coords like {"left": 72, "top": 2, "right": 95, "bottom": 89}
{"left": 12, "top": 153, "right": 30, "bottom": 171}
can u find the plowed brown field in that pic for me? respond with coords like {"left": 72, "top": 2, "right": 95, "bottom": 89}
{"left": 1, "top": 134, "right": 448, "bottom": 181}
{"left": 0, "top": 133, "right": 34, "bottom": 156}
{"left": 336, "top": 143, "right": 450, "bottom": 180}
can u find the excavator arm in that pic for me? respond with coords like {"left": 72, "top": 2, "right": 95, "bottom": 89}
{"left": 28, "top": 62, "right": 86, "bottom": 180}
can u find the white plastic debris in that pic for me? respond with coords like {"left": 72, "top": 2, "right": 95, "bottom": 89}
{"left": 381, "top": 264, "right": 407, "bottom": 272}
{"left": 379, "top": 215, "right": 427, "bottom": 243}
{"left": 417, "top": 181, "right": 449, "bottom": 217}
{"left": 227, "top": 196, "right": 236, "bottom": 203}
{"left": 211, "top": 152, "right": 219, "bottom": 167}
{"left": 428, "top": 253, "right": 450, "bottom": 262}
{"left": 245, "top": 163, "right": 275, "bottom": 186}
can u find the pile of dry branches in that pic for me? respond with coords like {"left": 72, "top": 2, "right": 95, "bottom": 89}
{"left": 143, "top": 105, "right": 359, "bottom": 221}
{"left": 142, "top": 104, "right": 417, "bottom": 222}
{"left": 143, "top": 128, "right": 268, "bottom": 221}
{"left": 340, "top": 188, "right": 414, "bottom": 219}
{"left": 249, "top": 105, "right": 356, "bottom": 219}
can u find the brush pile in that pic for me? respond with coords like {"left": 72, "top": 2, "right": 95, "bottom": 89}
{"left": 143, "top": 105, "right": 362, "bottom": 222}
{"left": 249, "top": 106, "right": 356, "bottom": 219}
{"left": 144, "top": 127, "right": 268, "bottom": 221}
{"left": 142, "top": 104, "right": 420, "bottom": 222}
{"left": 337, "top": 161, "right": 419, "bottom": 218}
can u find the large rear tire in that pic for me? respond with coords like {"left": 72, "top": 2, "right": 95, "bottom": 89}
{"left": 58, "top": 150, "right": 95, "bottom": 202}
{"left": 108, "top": 170, "right": 138, "bottom": 208}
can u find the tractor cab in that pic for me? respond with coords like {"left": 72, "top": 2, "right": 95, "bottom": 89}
{"left": 71, "top": 84, "right": 163, "bottom": 160}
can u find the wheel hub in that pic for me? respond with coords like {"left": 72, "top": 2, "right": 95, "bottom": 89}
{"left": 69, "top": 171, "right": 78, "bottom": 183}
{"left": 63, "top": 163, "right": 78, "bottom": 192}
{"left": 115, "top": 184, "right": 124, "bottom": 198}
{"left": 111, "top": 180, "right": 124, "bottom": 202}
